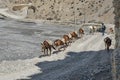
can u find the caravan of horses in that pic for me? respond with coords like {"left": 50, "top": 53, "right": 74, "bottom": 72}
{"left": 41, "top": 24, "right": 113, "bottom": 56}
{"left": 41, "top": 27, "right": 84, "bottom": 55}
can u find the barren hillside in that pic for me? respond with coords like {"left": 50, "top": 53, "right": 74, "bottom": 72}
{"left": 0, "top": 0, "right": 114, "bottom": 24}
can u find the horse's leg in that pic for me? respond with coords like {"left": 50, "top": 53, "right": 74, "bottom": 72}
{"left": 68, "top": 40, "right": 70, "bottom": 46}
{"left": 58, "top": 46, "right": 63, "bottom": 51}
{"left": 81, "top": 34, "right": 83, "bottom": 38}
{"left": 79, "top": 33, "right": 80, "bottom": 38}
{"left": 80, "top": 33, "right": 82, "bottom": 38}
{"left": 63, "top": 45, "right": 65, "bottom": 51}
{"left": 82, "top": 33, "right": 84, "bottom": 37}
{"left": 68, "top": 41, "right": 70, "bottom": 46}
{"left": 64, "top": 47, "right": 65, "bottom": 51}
{"left": 49, "top": 47, "right": 51, "bottom": 56}
{"left": 59, "top": 46, "right": 65, "bottom": 51}
{"left": 107, "top": 46, "right": 109, "bottom": 52}
{"left": 69, "top": 39, "right": 72, "bottom": 45}
{"left": 72, "top": 38, "right": 74, "bottom": 43}
{"left": 79, "top": 34, "right": 81, "bottom": 38}
{"left": 65, "top": 42, "right": 68, "bottom": 47}
{"left": 105, "top": 43, "right": 107, "bottom": 50}
{"left": 51, "top": 45, "right": 56, "bottom": 50}
{"left": 92, "top": 30, "right": 94, "bottom": 35}
{"left": 58, "top": 47, "right": 60, "bottom": 51}
{"left": 46, "top": 48, "right": 48, "bottom": 55}
{"left": 44, "top": 49, "right": 45, "bottom": 55}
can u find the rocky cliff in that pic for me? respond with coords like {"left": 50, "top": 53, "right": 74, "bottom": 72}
{"left": 0, "top": 0, "right": 114, "bottom": 24}
{"left": 113, "top": 0, "right": 120, "bottom": 80}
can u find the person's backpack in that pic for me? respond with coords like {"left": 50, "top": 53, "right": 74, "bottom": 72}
{"left": 102, "top": 25, "right": 106, "bottom": 30}
{"left": 104, "top": 25, "right": 106, "bottom": 30}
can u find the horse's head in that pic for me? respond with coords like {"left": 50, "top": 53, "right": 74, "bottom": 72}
{"left": 79, "top": 28, "right": 84, "bottom": 33}
{"left": 41, "top": 40, "right": 50, "bottom": 51}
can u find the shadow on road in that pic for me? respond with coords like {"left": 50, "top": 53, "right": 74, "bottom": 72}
{"left": 19, "top": 49, "right": 114, "bottom": 80}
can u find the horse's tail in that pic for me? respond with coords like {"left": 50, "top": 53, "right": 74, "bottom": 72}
{"left": 51, "top": 45, "right": 56, "bottom": 50}
{"left": 107, "top": 46, "right": 110, "bottom": 52}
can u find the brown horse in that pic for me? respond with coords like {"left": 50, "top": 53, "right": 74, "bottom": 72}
{"left": 79, "top": 28, "right": 84, "bottom": 38}
{"left": 54, "top": 39, "right": 65, "bottom": 51}
{"left": 41, "top": 40, "right": 56, "bottom": 55}
{"left": 70, "top": 31, "right": 78, "bottom": 39}
{"left": 104, "top": 37, "right": 112, "bottom": 52}
{"left": 109, "top": 28, "right": 114, "bottom": 34}
{"left": 63, "top": 35, "right": 71, "bottom": 46}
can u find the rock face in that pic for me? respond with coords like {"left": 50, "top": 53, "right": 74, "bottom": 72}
{"left": 113, "top": 0, "right": 120, "bottom": 80}
{"left": 113, "top": 0, "right": 120, "bottom": 48}
{"left": 0, "top": 0, "right": 114, "bottom": 23}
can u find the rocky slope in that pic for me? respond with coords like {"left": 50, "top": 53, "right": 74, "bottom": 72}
{"left": 0, "top": 0, "right": 114, "bottom": 24}
{"left": 112, "top": 0, "right": 120, "bottom": 80}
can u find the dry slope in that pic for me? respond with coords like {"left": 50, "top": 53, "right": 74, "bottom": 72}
{"left": 0, "top": 0, "right": 114, "bottom": 23}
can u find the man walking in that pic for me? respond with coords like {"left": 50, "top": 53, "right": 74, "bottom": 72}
{"left": 101, "top": 23, "right": 106, "bottom": 36}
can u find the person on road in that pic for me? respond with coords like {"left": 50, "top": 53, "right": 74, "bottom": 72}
{"left": 101, "top": 23, "right": 106, "bottom": 36}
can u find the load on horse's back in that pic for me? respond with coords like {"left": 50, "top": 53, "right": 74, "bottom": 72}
{"left": 53, "top": 39, "right": 65, "bottom": 51}
{"left": 89, "top": 26, "right": 94, "bottom": 34}
{"left": 63, "top": 35, "right": 71, "bottom": 46}
{"left": 70, "top": 31, "right": 78, "bottom": 39}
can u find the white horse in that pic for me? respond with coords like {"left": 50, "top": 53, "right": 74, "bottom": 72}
{"left": 89, "top": 26, "right": 96, "bottom": 34}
